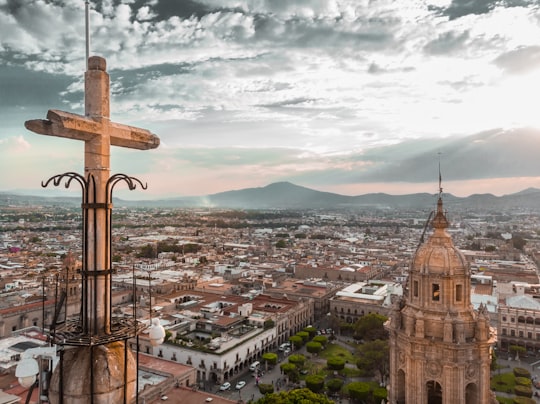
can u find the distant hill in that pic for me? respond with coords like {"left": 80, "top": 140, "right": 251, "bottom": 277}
{"left": 2, "top": 182, "right": 540, "bottom": 211}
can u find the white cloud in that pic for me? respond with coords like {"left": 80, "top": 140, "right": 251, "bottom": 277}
{"left": 0, "top": 135, "right": 31, "bottom": 153}
{"left": 3, "top": 0, "right": 540, "bottom": 197}
{"left": 136, "top": 6, "right": 156, "bottom": 21}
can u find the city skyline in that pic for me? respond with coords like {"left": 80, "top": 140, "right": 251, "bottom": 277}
{"left": 2, "top": 1, "right": 540, "bottom": 200}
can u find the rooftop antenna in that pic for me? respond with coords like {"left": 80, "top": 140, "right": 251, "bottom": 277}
{"left": 85, "top": 0, "right": 90, "bottom": 70}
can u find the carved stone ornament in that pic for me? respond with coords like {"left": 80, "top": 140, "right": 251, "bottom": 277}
{"left": 427, "top": 361, "right": 441, "bottom": 377}
{"left": 466, "top": 363, "right": 476, "bottom": 379}
{"left": 398, "top": 351, "right": 406, "bottom": 364}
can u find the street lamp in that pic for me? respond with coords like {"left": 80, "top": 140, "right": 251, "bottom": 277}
{"left": 149, "top": 317, "right": 166, "bottom": 347}
{"left": 16, "top": 357, "right": 39, "bottom": 388}
{"left": 15, "top": 346, "right": 58, "bottom": 403}
{"left": 146, "top": 264, "right": 165, "bottom": 347}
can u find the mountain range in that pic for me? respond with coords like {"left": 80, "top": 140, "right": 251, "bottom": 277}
{"left": 2, "top": 182, "right": 540, "bottom": 212}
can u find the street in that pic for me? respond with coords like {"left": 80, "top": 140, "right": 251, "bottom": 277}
{"left": 211, "top": 350, "right": 295, "bottom": 402}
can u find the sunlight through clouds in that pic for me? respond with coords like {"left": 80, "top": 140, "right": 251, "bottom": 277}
{"left": 2, "top": 0, "right": 540, "bottom": 197}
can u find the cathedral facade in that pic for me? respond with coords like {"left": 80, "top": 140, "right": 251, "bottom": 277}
{"left": 386, "top": 196, "right": 496, "bottom": 403}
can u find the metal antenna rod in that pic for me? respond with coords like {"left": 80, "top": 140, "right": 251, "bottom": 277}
{"left": 438, "top": 151, "right": 443, "bottom": 196}
{"left": 85, "top": 1, "right": 90, "bottom": 70}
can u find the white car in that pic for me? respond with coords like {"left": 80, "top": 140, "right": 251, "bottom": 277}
{"left": 278, "top": 343, "right": 291, "bottom": 351}
{"left": 219, "top": 382, "right": 231, "bottom": 391}
{"left": 235, "top": 381, "right": 246, "bottom": 390}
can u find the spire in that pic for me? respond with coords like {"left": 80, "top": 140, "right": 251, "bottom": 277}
{"left": 432, "top": 153, "right": 449, "bottom": 229}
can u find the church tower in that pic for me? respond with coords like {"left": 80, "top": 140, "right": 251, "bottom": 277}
{"left": 386, "top": 191, "right": 496, "bottom": 403}
{"left": 59, "top": 251, "right": 81, "bottom": 319}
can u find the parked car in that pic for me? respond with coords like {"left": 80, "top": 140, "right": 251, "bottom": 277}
{"left": 235, "top": 381, "right": 246, "bottom": 390}
{"left": 278, "top": 343, "right": 291, "bottom": 351}
{"left": 219, "top": 382, "right": 231, "bottom": 391}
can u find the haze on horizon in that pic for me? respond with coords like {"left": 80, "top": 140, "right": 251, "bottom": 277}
{"left": 2, "top": 0, "right": 540, "bottom": 200}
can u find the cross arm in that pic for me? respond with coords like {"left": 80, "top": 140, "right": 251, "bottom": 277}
{"left": 25, "top": 109, "right": 160, "bottom": 150}
{"left": 25, "top": 109, "right": 101, "bottom": 142}
{"left": 109, "top": 122, "right": 160, "bottom": 150}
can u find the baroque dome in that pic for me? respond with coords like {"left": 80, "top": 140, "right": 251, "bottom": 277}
{"left": 411, "top": 196, "right": 468, "bottom": 276}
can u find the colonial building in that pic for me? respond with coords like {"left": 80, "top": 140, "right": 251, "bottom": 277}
{"left": 386, "top": 194, "right": 496, "bottom": 404}
{"left": 131, "top": 292, "right": 312, "bottom": 384}
{"left": 498, "top": 291, "right": 540, "bottom": 354}
{"left": 330, "top": 280, "right": 402, "bottom": 323}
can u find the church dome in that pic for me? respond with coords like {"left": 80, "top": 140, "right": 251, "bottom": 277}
{"left": 410, "top": 197, "right": 468, "bottom": 276}
{"left": 411, "top": 231, "right": 468, "bottom": 275}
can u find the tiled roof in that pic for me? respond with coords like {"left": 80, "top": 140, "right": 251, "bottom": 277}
{"left": 506, "top": 295, "right": 540, "bottom": 310}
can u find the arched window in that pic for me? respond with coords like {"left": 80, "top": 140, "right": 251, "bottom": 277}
{"left": 427, "top": 380, "right": 442, "bottom": 404}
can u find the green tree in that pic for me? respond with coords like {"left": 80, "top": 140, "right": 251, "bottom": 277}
{"left": 137, "top": 243, "right": 157, "bottom": 258}
{"left": 327, "top": 356, "right": 345, "bottom": 371}
{"left": 289, "top": 335, "right": 304, "bottom": 349}
{"left": 306, "top": 341, "right": 323, "bottom": 355}
{"left": 262, "top": 352, "right": 278, "bottom": 370}
{"left": 296, "top": 331, "right": 310, "bottom": 342}
{"left": 491, "top": 348, "right": 497, "bottom": 371}
{"left": 305, "top": 375, "right": 325, "bottom": 393}
{"left": 264, "top": 319, "right": 275, "bottom": 329}
{"left": 515, "top": 384, "right": 533, "bottom": 398}
{"left": 281, "top": 362, "right": 296, "bottom": 373}
{"left": 373, "top": 387, "right": 388, "bottom": 402}
{"left": 288, "top": 354, "right": 306, "bottom": 368}
{"left": 356, "top": 339, "right": 389, "bottom": 383}
{"left": 312, "top": 335, "right": 328, "bottom": 346}
{"left": 346, "top": 382, "right": 370, "bottom": 402}
{"left": 275, "top": 239, "right": 287, "bottom": 249}
{"left": 512, "top": 235, "right": 527, "bottom": 251}
{"left": 255, "top": 388, "right": 333, "bottom": 404}
{"left": 510, "top": 345, "right": 526, "bottom": 360}
{"left": 514, "top": 367, "right": 531, "bottom": 379}
{"left": 303, "top": 326, "right": 317, "bottom": 339}
{"left": 280, "top": 363, "right": 299, "bottom": 383}
{"left": 258, "top": 383, "right": 274, "bottom": 395}
{"left": 326, "top": 378, "right": 344, "bottom": 393}
{"left": 353, "top": 313, "right": 388, "bottom": 341}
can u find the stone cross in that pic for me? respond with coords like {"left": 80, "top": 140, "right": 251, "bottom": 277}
{"left": 25, "top": 56, "right": 160, "bottom": 336}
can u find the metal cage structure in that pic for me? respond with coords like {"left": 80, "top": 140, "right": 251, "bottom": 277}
{"left": 42, "top": 171, "right": 148, "bottom": 404}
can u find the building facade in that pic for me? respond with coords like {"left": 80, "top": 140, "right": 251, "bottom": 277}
{"left": 498, "top": 293, "right": 540, "bottom": 354}
{"left": 330, "top": 280, "right": 402, "bottom": 323}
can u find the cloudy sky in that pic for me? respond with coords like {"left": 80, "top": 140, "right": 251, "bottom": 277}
{"left": 2, "top": 0, "right": 540, "bottom": 200}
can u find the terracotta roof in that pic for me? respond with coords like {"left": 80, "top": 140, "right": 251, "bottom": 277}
{"left": 152, "top": 386, "right": 237, "bottom": 404}
{"left": 137, "top": 353, "right": 195, "bottom": 378}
